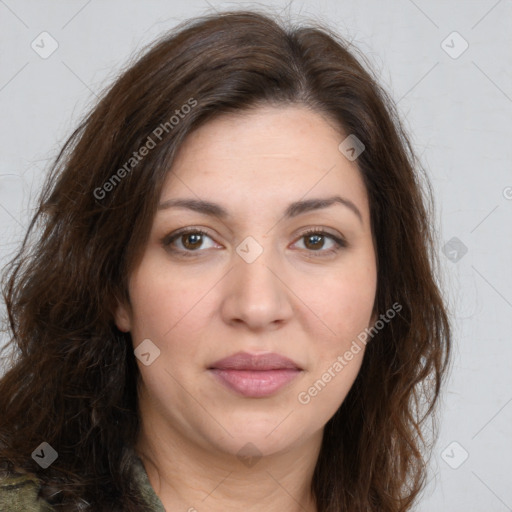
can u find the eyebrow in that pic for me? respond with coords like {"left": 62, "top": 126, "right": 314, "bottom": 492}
{"left": 158, "top": 195, "right": 363, "bottom": 224}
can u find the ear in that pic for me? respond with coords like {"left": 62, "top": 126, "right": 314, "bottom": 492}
{"left": 114, "top": 300, "right": 132, "bottom": 332}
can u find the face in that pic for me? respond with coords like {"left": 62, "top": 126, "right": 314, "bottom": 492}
{"left": 115, "top": 104, "right": 378, "bottom": 459}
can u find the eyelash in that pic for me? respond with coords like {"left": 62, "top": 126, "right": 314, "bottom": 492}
{"left": 161, "top": 227, "right": 347, "bottom": 259}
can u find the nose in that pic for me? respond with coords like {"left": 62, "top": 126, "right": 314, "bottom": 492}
{"left": 220, "top": 244, "right": 294, "bottom": 331}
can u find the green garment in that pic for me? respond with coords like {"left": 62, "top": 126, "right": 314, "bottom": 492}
{"left": 0, "top": 454, "right": 166, "bottom": 511}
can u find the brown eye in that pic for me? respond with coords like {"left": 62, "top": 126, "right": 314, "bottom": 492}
{"left": 181, "top": 232, "right": 204, "bottom": 250}
{"left": 162, "top": 227, "right": 346, "bottom": 259}
{"left": 294, "top": 229, "right": 347, "bottom": 256}
{"left": 162, "top": 229, "right": 217, "bottom": 256}
{"left": 304, "top": 233, "right": 326, "bottom": 250}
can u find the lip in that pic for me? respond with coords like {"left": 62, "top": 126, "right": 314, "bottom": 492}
{"left": 209, "top": 351, "right": 302, "bottom": 371}
{"left": 208, "top": 351, "right": 303, "bottom": 398}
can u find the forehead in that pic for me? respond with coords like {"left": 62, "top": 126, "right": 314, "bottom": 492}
{"left": 160, "top": 105, "right": 371, "bottom": 225}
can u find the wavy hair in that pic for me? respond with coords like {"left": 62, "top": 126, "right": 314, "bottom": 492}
{"left": 0, "top": 9, "right": 451, "bottom": 511}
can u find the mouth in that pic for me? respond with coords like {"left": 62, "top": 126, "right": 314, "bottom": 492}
{"left": 208, "top": 351, "right": 303, "bottom": 398}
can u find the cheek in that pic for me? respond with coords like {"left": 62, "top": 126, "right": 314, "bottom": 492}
{"left": 295, "top": 268, "right": 374, "bottom": 418}
{"left": 128, "top": 243, "right": 377, "bottom": 351}
{"left": 301, "top": 262, "right": 377, "bottom": 349}
{"left": 128, "top": 258, "right": 217, "bottom": 346}
{"left": 128, "top": 266, "right": 181, "bottom": 342}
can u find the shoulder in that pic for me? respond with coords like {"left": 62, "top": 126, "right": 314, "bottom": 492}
{"left": 0, "top": 472, "right": 54, "bottom": 511}
{"left": 131, "top": 454, "right": 166, "bottom": 512}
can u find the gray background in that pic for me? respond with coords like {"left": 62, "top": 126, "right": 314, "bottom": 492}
{"left": 1, "top": 1, "right": 511, "bottom": 510}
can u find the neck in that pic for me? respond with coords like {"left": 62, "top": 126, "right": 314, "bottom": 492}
{"left": 135, "top": 413, "right": 322, "bottom": 512}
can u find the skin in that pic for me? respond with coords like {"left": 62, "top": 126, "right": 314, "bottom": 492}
{"left": 115, "top": 104, "right": 378, "bottom": 512}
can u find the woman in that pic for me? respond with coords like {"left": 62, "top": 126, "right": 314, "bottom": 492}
{"left": 0, "top": 9, "right": 451, "bottom": 512}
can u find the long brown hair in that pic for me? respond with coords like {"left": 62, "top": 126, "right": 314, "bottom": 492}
{"left": 0, "top": 9, "right": 451, "bottom": 511}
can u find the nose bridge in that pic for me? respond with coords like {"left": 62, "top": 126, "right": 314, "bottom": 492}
{"left": 222, "top": 236, "right": 292, "bottom": 328}
{"left": 236, "top": 253, "right": 275, "bottom": 293}
{"left": 234, "top": 237, "right": 280, "bottom": 300}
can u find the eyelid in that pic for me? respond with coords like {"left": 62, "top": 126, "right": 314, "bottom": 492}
{"left": 161, "top": 226, "right": 347, "bottom": 257}
{"left": 161, "top": 227, "right": 217, "bottom": 250}
{"left": 294, "top": 227, "right": 348, "bottom": 254}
